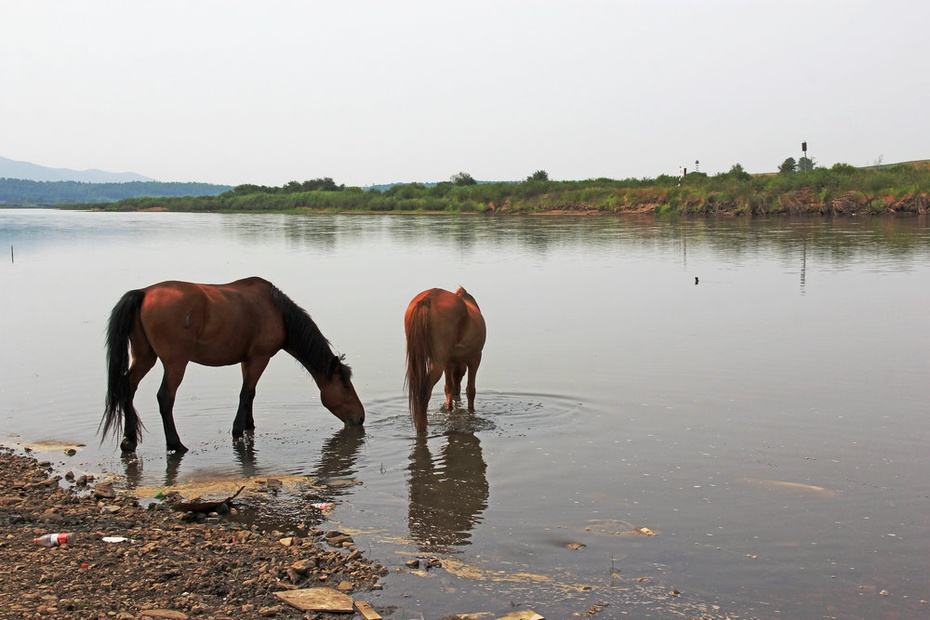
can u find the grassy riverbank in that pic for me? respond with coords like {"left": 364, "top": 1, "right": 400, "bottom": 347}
{"left": 64, "top": 160, "right": 930, "bottom": 216}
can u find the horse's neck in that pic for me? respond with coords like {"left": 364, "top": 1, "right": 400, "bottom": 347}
{"left": 285, "top": 346, "right": 330, "bottom": 383}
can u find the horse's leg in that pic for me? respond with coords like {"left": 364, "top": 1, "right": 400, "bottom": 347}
{"left": 156, "top": 360, "right": 189, "bottom": 454}
{"left": 233, "top": 356, "right": 271, "bottom": 440}
{"left": 415, "top": 362, "right": 446, "bottom": 433}
{"left": 121, "top": 345, "right": 157, "bottom": 453}
{"left": 453, "top": 363, "right": 466, "bottom": 399}
{"left": 465, "top": 353, "right": 482, "bottom": 412}
{"left": 442, "top": 364, "right": 455, "bottom": 411}
{"left": 443, "top": 363, "right": 466, "bottom": 411}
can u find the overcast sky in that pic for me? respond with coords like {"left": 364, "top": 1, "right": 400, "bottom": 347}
{"left": 1, "top": 1, "right": 927, "bottom": 187}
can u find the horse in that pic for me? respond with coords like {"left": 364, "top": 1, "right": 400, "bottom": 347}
{"left": 404, "top": 287, "right": 486, "bottom": 434}
{"left": 101, "top": 277, "right": 364, "bottom": 454}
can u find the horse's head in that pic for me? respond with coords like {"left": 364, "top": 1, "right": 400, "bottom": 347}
{"left": 317, "top": 356, "right": 365, "bottom": 426}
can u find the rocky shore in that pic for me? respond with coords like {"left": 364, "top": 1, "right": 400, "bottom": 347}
{"left": 0, "top": 448, "right": 387, "bottom": 619}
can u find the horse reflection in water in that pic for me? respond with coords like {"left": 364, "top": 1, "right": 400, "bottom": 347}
{"left": 123, "top": 426, "right": 368, "bottom": 519}
{"left": 121, "top": 451, "right": 193, "bottom": 489}
{"left": 230, "top": 426, "right": 368, "bottom": 529}
{"left": 311, "top": 425, "right": 367, "bottom": 497}
{"left": 229, "top": 425, "right": 365, "bottom": 489}
{"left": 407, "top": 429, "right": 489, "bottom": 553}
{"left": 229, "top": 420, "right": 368, "bottom": 482}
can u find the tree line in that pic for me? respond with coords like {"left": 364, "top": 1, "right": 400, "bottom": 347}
{"left": 50, "top": 161, "right": 930, "bottom": 216}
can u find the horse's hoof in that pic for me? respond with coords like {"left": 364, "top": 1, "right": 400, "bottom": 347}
{"left": 232, "top": 426, "right": 254, "bottom": 438}
{"left": 167, "top": 445, "right": 189, "bottom": 455}
{"left": 233, "top": 431, "right": 254, "bottom": 445}
{"left": 119, "top": 440, "right": 137, "bottom": 454}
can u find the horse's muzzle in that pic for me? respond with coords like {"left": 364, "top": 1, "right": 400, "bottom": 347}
{"left": 345, "top": 409, "right": 365, "bottom": 426}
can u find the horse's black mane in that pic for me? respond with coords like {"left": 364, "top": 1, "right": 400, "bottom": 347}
{"left": 270, "top": 284, "right": 352, "bottom": 384}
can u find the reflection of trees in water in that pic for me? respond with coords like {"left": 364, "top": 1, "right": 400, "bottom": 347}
{"left": 407, "top": 431, "right": 489, "bottom": 554}
{"left": 223, "top": 214, "right": 380, "bottom": 251}
{"left": 282, "top": 217, "right": 339, "bottom": 251}
{"left": 470, "top": 215, "right": 921, "bottom": 266}
{"left": 677, "top": 216, "right": 930, "bottom": 272}
{"left": 389, "top": 215, "right": 482, "bottom": 253}
{"left": 221, "top": 212, "right": 929, "bottom": 268}
{"left": 222, "top": 214, "right": 291, "bottom": 246}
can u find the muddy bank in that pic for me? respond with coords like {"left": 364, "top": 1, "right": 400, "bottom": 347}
{"left": 0, "top": 447, "right": 387, "bottom": 619}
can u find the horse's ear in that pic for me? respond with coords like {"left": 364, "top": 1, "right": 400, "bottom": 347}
{"left": 329, "top": 355, "right": 352, "bottom": 383}
{"left": 328, "top": 356, "right": 341, "bottom": 377}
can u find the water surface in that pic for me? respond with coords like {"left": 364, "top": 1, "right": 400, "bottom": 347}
{"left": 2, "top": 210, "right": 928, "bottom": 619}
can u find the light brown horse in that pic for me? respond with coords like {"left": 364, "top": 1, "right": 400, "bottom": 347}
{"left": 404, "top": 287, "right": 486, "bottom": 433}
{"left": 101, "top": 277, "right": 364, "bottom": 454}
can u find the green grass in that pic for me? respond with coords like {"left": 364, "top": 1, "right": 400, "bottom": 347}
{"left": 62, "top": 160, "right": 930, "bottom": 216}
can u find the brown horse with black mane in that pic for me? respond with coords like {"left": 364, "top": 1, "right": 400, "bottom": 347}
{"left": 101, "top": 277, "right": 364, "bottom": 454}
{"left": 404, "top": 287, "right": 486, "bottom": 433}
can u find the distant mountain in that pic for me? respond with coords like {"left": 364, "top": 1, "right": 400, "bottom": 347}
{"left": 0, "top": 178, "right": 233, "bottom": 205}
{"left": 0, "top": 155, "right": 156, "bottom": 183}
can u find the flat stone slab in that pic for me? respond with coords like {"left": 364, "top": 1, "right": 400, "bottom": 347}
{"left": 274, "top": 587, "right": 354, "bottom": 613}
{"left": 447, "top": 611, "right": 544, "bottom": 620}
{"left": 499, "top": 612, "right": 544, "bottom": 620}
{"left": 138, "top": 611, "right": 189, "bottom": 620}
{"left": 355, "top": 600, "right": 382, "bottom": 619}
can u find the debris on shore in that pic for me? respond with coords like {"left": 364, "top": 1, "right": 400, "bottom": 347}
{"left": 0, "top": 447, "right": 386, "bottom": 619}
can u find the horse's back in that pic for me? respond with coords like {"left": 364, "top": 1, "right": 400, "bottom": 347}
{"left": 407, "top": 287, "right": 485, "bottom": 361}
{"left": 138, "top": 278, "right": 284, "bottom": 366}
{"left": 455, "top": 288, "right": 486, "bottom": 358}
{"left": 407, "top": 287, "right": 466, "bottom": 322}
{"left": 455, "top": 286, "right": 480, "bottom": 309}
{"left": 455, "top": 286, "right": 485, "bottom": 346}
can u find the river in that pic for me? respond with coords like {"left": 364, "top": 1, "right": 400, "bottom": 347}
{"left": 1, "top": 209, "right": 928, "bottom": 618}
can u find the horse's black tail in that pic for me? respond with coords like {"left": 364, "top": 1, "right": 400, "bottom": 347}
{"left": 100, "top": 289, "right": 145, "bottom": 445}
